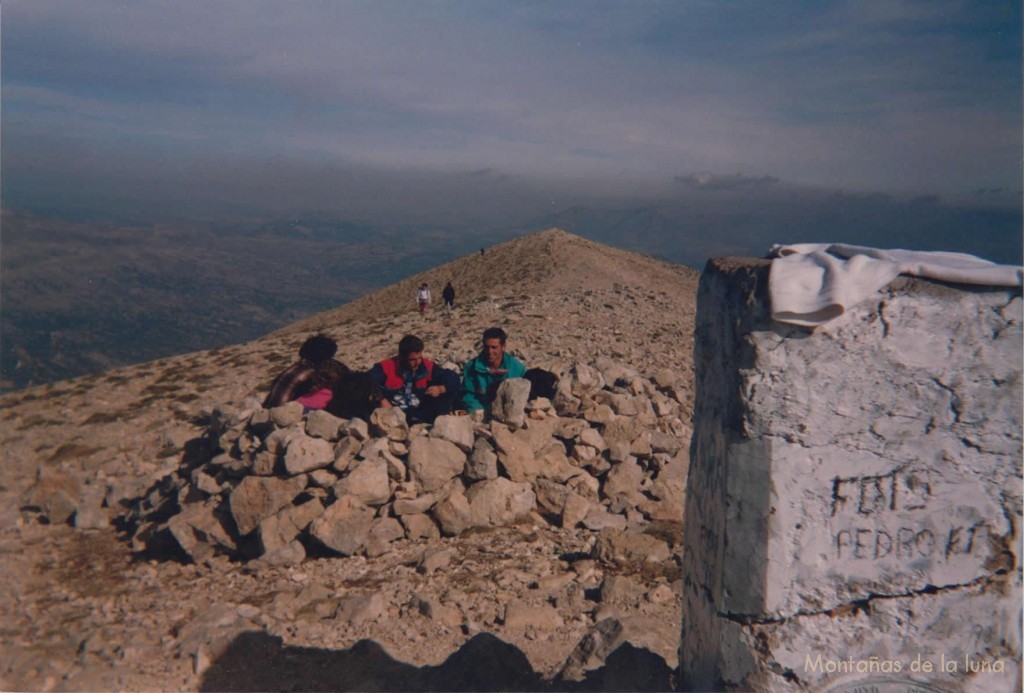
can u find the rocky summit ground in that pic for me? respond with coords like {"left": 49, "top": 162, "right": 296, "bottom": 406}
{"left": 0, "top": 228, "right": 700, "bottom": 692}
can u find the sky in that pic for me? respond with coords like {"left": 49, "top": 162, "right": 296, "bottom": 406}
{"left": 2, "top": 0, "right": 1022, "bottom": 222}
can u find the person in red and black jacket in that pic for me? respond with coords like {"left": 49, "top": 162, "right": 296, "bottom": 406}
{"left": 368, "top": 334, "right": 460, "bottom": 424}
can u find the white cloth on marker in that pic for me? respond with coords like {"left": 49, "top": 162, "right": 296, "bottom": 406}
{"left": 768, "top": 243, "right": 1023, "bottom": 327}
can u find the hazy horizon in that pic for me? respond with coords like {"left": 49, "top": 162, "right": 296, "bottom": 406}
{"left": 2, "top": 1, "right": 1021, "bottom": 391}
{"left": 3, "top": 1, "right": 1021, "bottom": 227}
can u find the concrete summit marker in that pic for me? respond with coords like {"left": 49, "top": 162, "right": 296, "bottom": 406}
{"left": 680, "top": 258, "right": 1022, "bottom": 691}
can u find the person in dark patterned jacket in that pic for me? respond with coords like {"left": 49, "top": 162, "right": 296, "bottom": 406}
{"left": 368, "top": 334, "right": 459, "bottom": 424}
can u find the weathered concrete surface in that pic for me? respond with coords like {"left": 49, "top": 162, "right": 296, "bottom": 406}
{"left": 681, "top": 258, "right": 1022, "bottom": 692}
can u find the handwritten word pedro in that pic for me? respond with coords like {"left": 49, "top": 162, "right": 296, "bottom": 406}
{"left": 834, "top": 522, "right": 988, "bottom": 561}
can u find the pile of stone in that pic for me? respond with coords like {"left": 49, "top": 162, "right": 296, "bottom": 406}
{"left": 128, "top": 359, "right": 691, "bottom": 567}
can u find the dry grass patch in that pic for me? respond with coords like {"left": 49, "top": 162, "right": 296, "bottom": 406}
{"left": 143, "top": 382, "right": 181, "bottom": 396}
{"left": 134, "top": 395, "right": 163, "bottom": 409}
{"left": 225, "top": 356, "right": 255, "bottom": 368}
{"left": 18, "top": 414, "right": 59, "bottom": 428}
{"left": 48, "top": 443, "right": 102, "bottom": 463}
{"left": 82, "top": 412, "right": 121, "bottom": 425}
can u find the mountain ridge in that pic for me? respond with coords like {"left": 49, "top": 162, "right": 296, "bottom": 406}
{"left": 0, "top": 227, "right": 700, "bottom": 690}
{"left": 278, "top": 227, "right": 696, "bottom": 334}
{"left": 1, "top": 227, "right": 700, "bottom": 513}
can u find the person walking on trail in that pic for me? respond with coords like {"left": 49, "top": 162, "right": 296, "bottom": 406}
{"left": 442, "top": 282, "right": 456, "bottom": 311}
{"left": 417, "top": 283, "right": 431, "bottom": 315}
{"left": 460, "top": 327, "right": 527, "bottom": 415}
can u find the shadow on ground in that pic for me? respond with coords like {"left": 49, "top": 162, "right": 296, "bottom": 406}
{"left": 200, "top": 631, "right": 674, "bottom": 692}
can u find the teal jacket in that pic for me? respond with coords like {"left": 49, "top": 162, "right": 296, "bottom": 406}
{"left": 460, "top": 353, "right": 527, "bottom": 413}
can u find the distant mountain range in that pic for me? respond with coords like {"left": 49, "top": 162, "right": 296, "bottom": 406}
{"left": 2, "top": 190, "right": 1019, "bottom": 391}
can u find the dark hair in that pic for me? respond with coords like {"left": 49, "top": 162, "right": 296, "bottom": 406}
{"left": 524, "top": 368, "right": 558, "bottom": 401}
{"left": 327, "top": 370, "right": 383, "bottom": 422}
{"left": 298, "top": 334, "right": 338, "bottom": 364}
{"left": 398, "top": 334, "right": 424, "bottom": 359}
{"left": 482, "top": 327, "right": 507, "bottom": 344}
{"left": 310, "top": 359, "right": 350, "bottom": 391}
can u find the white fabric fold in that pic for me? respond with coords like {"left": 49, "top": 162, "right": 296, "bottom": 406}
{"left": 768, "top": 243, "right": 1022, "bottom": 327}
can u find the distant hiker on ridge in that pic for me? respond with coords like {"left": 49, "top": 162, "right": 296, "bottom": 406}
{"left": 442, "top": 281, "right": 456, "bottom": 311}
{"left": 417, "top": 283, "right": 431, "bottom": 315}
{"left": 369, "top": 334, "right": 459, "bottom": 424}
{"left": 461, "top": 327, "right": 527, "bottom": 415}
{"left": 263, "top": 334, "right": 349, "bottom": 408}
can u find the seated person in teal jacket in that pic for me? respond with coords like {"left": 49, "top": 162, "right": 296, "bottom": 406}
{"left": 461, "top": 327, "right": 527, "bottom": 414}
